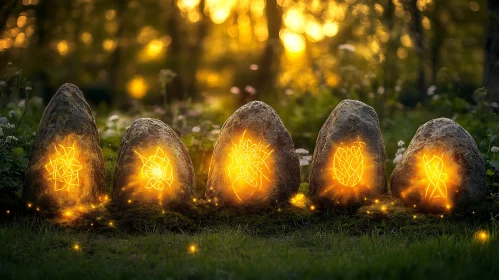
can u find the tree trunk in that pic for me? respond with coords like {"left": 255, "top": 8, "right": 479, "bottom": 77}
{"left": 430, "top": 0, "right": 444, "bottom": 84}
{"left": 185, "top": 0, "right": 209, "bottom": 101}
{"left": 252, "top": 0, "right": 282, "bottom": 105}
{"left": 484, "top": 0, "right": 499, "bottom": 102}
{"left": 407, "top": 0, "right": 426, "bottom": 96}
{"left": 108, "top": 0, "right": 127, "bottom": 105}
{"left": 165, "top": 0, "right": 185, "bottom": 102}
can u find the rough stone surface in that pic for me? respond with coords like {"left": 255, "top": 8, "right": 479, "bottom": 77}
{"left": 206, "top": 101, "right": 300, "bottom": 206}
{"left": 113, "top": 118, "right": 195, "bottom": 207}
{"left": 391, "top": 118, "right": 486, "bottom": 211}
{"left": 309, "top": 99, "right": 387, "bottom": 206}
{"left": 23, "top": 83, "right": 105, "bottom": 210}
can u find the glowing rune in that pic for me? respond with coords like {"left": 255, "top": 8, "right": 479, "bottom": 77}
{"left": 423, "top": 153, "right": 448, "bottom": 199}
{"left": 228, "top": 131, "right": 273, "bottom": 201}
{"left": 333, "top": 141, "right": 365, "bottom": 187}
{"left": 135, "top": 147, "right": 173, "bottom": 191}
{"left": 45, "top": 142, "right": 82, "bottom": 192}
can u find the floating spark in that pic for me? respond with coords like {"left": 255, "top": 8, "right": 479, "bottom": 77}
{"left": 228, "top": 130, "right": 273, "bottom": 201}
{"left": 135, "top": 147, "right": 173, "bottom": 191}
{"left": 423, "top": 153, "right": 448, "bottom": 199}
{"left": 333, "top": 141, "right": 365, "bottom": 187}
{"left": 45, "top": 142, "right": 82, "bottom": 192}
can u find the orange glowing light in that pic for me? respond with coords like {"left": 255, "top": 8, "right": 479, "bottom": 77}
{"left": 45, "top": 143, "right": 82, "bottom": 192}
{"left": 423, "top": 154, "right": 448, "bottom": 199}
{"left": 135, "top": 147, "right": 174, "bottom": 191}
{"left": 290, "top": 193, "right": 306, "bottom": 208}
{"left": 189, "top": 244, "right": 198, "bottom": 254}
{"left": 227, "top": 130, "right": 273, "bottom": 202}
{"left": 333, "top": 141, "right": 365, "bottom": 187}
{"left": 476, "top": 230, "right": 489, "bottom": 242}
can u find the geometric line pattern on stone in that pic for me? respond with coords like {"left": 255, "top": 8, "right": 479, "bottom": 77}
{"left": 228, "top": 130, "right": 273, "bottom": 202}
{"left": 333, "top": 141, "right": 365, "bottom": 187}
{"left": 423, "top": 153, "right": 448, "bottom": 199}
{"left": 134, "top": 147, "right": 173, "bottom": 191}
{"left": 45, "top": 142, "right": 82, "bottom": 192}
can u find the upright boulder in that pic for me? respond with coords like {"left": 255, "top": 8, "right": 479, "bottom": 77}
{"left": 113, "top": 118, "right": 195, "bottom": 207}
{"left": 206, "top": 101, "right": 300, "bottom": 206}
{"left": 23, "top": 83, "right": 105, "bottom": 211}
{"left": 309, "top": 100, "right": 387, "bottom": 206}
{"left": 391, "top": 118, "right": 486, "bottom": 212}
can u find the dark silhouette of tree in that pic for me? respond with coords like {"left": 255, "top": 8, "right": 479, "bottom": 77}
{"left": 484, "top": 0, "right": 499, "bottom": 102}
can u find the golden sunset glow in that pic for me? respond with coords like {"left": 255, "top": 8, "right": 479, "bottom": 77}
{"left": 227, "top": 130, "right": 273, "bottom": 202}
{"left": 127, "top": 76, "right": 148, "bottom": 99}
{"left": 333, "top": 141, "right": 365, "bottom": 187}
{"left": 134, "top": 147, "right": 174, "bottom": 191}
{"left": 45, "top": 142, "right": 82, "bottom": 192}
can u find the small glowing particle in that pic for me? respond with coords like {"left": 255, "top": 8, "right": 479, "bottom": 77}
{"left": 73, "top": 244, "right": 80, "bottom": 251}
{"left": 189, "top": 244, "right": 198, "bottom": 254}
{"left": 128, "top": 199, "right": 132, "bottom": 204}
{"left": 413, "top": 204, "right": 417, "bottom": 208}
{"left": 310, "top": 205, "right": 316, "bottom": 211}
{"left": 193, "top": 198, "right": 197, "bottom": 202}
{"left": 277, "top": 208, "right": 282, "bottom": 212}
{"left": 6, "top": 210, "right": 10, "bottom": 214}
{"left": 440, "top": 215, "right": 444, "bottom": 218}
{"left": 413, "top": 215, "right": 417, "bottom": 219}
{"left": 65, "top": 211, "right": 72, "bottom": 217}
{"left": 375, "top": 199, "right": 379, "bottom": 204}
{"left": 79, "top": 206, "right": 84, "bottom": 211}
{"left": 162, "top": 210, "right": 166, "bottom": 214}
{"left": 28, "top": 203, "right": 32, "bottom": 208}
{"left": 445, "top": 204, "right": 451, "bottom": 210}
{"left": 381, "top": 206, "right": 387, "bottom": 212}
{"left": 109, "top": 221, "right": 113, "bottom": 226}
{"left": 366, "top": 211, "right": 371, "bottom": 214}
{"left": 90, "top": 223, "right": 94, "bottom": 226}
{"left": 36, "top": 207, "right": 40, "bottom": 211}
{"left": 476, "top": 230, "right": 489, "bottom": 242}
{"left": 91, "top": 204, "right": 96, "bottom": 209}
{"left": 472, "top": 211, "right": 475, "bottom": 214}
{"left": 364, "top": 197, "right": 367, "bottom": 201}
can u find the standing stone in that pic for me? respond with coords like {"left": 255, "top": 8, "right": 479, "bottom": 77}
{"left": 113, "top": 118, "right": 195, "bottom": 207}
{"left": 391, "top": 118, "right": 486, "bottom": 212}
{"left": 309, "top": 100, "right": 387, "bottom": 206}
{"left": 206, "top": 101, "right": 300, "bottom": 206}
{"left": 23, "top": 83, "right": 105, "bottom": 211}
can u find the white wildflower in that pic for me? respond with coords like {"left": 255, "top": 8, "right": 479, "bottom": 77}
{"left": 397, "top": 140, "right": 405, "bottom": 147}
{"left": 210, "top": 129, "right": 221, "bottom": 135}
{"left": 108, "top": 114, "right": 119, "bottom": 122}
{"left": 299, "top": 159, "right": 310, "bottom": 166}
{"left": 249, "top": 64, "right": 259, "bottom": 70}
{"left": 18, "top": 100, "right": 26, "bottom": 108}
{"left": 295, "top": 148, "right": 309, "bottom": 154}
{"left": 245, "top": 85, "right": 257, "bottom": 95}
{"left": 427, "top": 85, "right": 437, "bottom": 96}
{"left": 0, "top": 117, "right": 7, "bottom": 124}
{"left": 338, "top": 44, "right": 356, "bottom": 52}
{"left": 230, "top": 87, "right": 240, "bottom": 95}
{"left": 491, "top": 102, "right": 499, "bottom": 108}
{"left": 393, "top": 154, "right": 403, "bottom": 165}
{"left": 285, "top": 89, "right": 293, "bottom": 96}
{"left": 377, "top": 87, "right": 385, "bottom": 95}
{"left": 6, "top": 136, "right": 18, "bottom": 142}
{"left": 8, "top": 110, "right": 17, "bottom": 118}
{"left": 302, "top": 155, "right": 312, "bottom": 161}
{"left": 492, "top": 146, "right": 499, "bottom": 153}
{"left": 192, "top": 126, "right": 201, "bottom": 133}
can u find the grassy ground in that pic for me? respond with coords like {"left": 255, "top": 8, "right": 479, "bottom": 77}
{"left": 1, "top": 196, "right": 499, "bottom": 279}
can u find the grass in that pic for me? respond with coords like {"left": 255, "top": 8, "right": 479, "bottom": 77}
{"left": 1, "top": 196, "right": 499, "bottom": 279}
